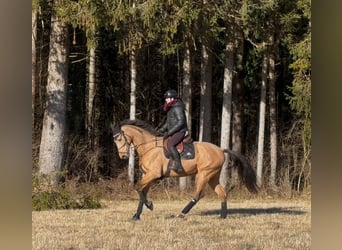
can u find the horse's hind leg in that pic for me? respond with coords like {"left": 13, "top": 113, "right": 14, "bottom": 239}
{"left": 178, "top": 174, "right": 207, "bottom": 218}
{"left": 208, "top": 175, "right": 228, "bottom": 219}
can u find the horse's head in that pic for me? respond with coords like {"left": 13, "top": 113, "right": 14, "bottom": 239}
{"left": 111, "top": 119, "right": 160, "bottom": 160}
{"left": 111, "top": 124, "right": 132, "bottom": 160}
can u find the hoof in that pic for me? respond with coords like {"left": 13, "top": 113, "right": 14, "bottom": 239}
{"left": 132, "top": 214, "right": 140, "bottom": 220}
{"left": 220, "top": 211, "right": 228, "bottom": 219}
{"left": 145, "top": 201, "right": 154, "bottom": 211}
{"left": 219, "top": 214, "right": 227, "bottom": 219}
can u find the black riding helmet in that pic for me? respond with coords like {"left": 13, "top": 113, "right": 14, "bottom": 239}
{"left": 164, "top": 89, "right": 178, "bottom": 99}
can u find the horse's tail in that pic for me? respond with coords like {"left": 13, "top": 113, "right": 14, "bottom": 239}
{"left": 223, "top": 149, "right": 259, "bottom": 194}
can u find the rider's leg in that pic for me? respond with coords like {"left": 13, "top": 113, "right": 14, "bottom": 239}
{"left": 168, "top": 132, "right": 185, "bottom": 171}
{"left": 169, "top": 145, "right": 182, "bottom": 171}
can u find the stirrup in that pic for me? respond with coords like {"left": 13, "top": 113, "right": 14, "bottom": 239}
{"left": 169, "top": 160, "right": 183, "bottom": 172}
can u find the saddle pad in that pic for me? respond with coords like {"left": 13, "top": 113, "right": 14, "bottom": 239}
{"left": 163, "top": 137, "right": 195, "bottom": 160}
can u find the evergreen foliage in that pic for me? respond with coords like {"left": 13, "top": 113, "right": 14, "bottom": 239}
{"left": 33, "top": 0, "right": 311, "bottom": 193}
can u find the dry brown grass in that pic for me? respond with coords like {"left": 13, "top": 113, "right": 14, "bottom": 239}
{"left": 32, "top": 194, "right": 310, "bottom": 250}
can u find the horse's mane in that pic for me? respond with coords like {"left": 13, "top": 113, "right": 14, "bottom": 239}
{"left": 119, "top": 119, "right": 162, "bottom": 136}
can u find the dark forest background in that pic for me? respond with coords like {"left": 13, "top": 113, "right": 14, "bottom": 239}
{"left": 32, "top": 0, "right": 311, "bottom": 196}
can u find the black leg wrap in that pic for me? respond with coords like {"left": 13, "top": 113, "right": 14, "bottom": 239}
{"left": 138, "top": 191, "right": 153, "bottom": 210}
{"left": 133, "top": 201, "right": 144, "bottom": 220}
{"left": 220, "top": 202, "right": 228, "bottom": 219}
{"left": 181, "top": 199, "right": 197, "bottom": 215}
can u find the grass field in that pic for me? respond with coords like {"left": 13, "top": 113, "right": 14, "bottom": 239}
{"left": 32, "top": 195, "right": 311, "bottom": 250}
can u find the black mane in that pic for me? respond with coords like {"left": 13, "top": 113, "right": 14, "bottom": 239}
{"left": 118, "top": 119, "right": 162, "bottom": 136}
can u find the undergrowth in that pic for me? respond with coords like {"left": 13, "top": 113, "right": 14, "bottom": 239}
{"left": 32, "top": 171, "right": 311, "bottom": 212}
{"left": 32, "top": 173, "right": 101, "bottom": 211}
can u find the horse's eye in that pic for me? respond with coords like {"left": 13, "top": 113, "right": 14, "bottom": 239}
{"left": 113, "top": 132, "right": 122, "bottom": 141}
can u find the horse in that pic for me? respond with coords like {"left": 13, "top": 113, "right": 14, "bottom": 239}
{"left": 111, "top": 119, "right": 258, "bottom": 220}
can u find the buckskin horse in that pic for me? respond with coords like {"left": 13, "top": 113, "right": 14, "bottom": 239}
{"left": 111, "top": 119, "right": 258, "bottom": 220}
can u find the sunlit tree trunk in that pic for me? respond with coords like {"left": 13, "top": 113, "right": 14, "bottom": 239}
{"left": 179, "top": 41, "right": 191, "bottom": 190}
{"left": 86, "top": 45, "right": 99, "bottom": 180}
{"left": 256, "top": 46, "right": 268, "bottom": 187}
{"left": 88, "top": 47, "right": 96, "bottom": 149}
{"left": 232, "top": 29, "right": 245, "bottom": 152}
{"left": 199, "top": 43, "right": 212, "bottom": 142}
{"left": 38, "top": 8, "right": 69, "bottom": 185}
{"left": 219, "top": 34, "right": 234, "bottom": 188}
{"left": 231, "top": 27, "right": 245, "bottom": 184}
{"left": 268, "top": 33, "right": 277, "bottom": 187}
{"left": 128, "top": 49, "right": 137, "bottom": 184}
{"left": 126, "top": 0, "right": 137, "bottom": 184}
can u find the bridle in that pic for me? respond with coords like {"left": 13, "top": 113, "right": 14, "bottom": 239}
{"left": 113, "top": 131, "right": 132, "bottom": 155}
{"left": 113, "top": 130, "right": 162, "bottom": 156}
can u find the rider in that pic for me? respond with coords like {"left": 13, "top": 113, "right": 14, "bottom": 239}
{"left": 158, "top": 89, "right": 188, "bottom": 172}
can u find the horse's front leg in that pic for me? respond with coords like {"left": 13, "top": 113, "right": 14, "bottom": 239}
{"left": 138, "top": 187, "right": 153, "bottom": 211}
{"left": 132, "top": 200, "right": 144, "bottom": 220}
{"left": 132, "top": 187, "right": 153, "bottom": 220}
{"left": 132, "top": 164, "right": 163, "bottom": 220}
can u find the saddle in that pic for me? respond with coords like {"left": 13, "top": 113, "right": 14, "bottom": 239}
{"left": 163, "top": 135, "right": 195, "bottom": 160}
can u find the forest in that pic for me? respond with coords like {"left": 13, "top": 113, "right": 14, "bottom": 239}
{"left": 32, "top": 0, "right": 311, "bottom": 198}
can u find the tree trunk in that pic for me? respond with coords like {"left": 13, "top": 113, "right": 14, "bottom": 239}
{"left": 179, "top": 41, "right": 191, "bottom": 190}
{"left": 38, "top": 10, "right": 69, "bottom": 185}
{"left": 88, "top": 47, "right": 96, "bottom": 149}
{"left": 268, "top": 34, "right": 277, "bottom": 187}
{"left": 256, "top": 46, "right": 268, "bottom": 187}
{"left": 232, "top": 28, "right": 245, "bottom": 154}
{"left": 127, "top": 0, "right": 137, "bottom": 184}
{"left": 128, "top": 49, "right": 137, "bottom": 184}
{"left": 86, "top": 45, "right": 99, "bottom": 180}
{"left": 219, "top": 35, "right": 234, "bottom": 188}
{"left": 199, "top": 43, "right": 212, "bottom": 142}
{"left": 231, "top": 27, "right": 245, "bottom": 184}
{"left": 32, "top": 11, "right": 37, "bottom": 131}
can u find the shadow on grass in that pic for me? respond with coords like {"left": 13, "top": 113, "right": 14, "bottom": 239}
{"left": 200, "top": 207, "right": 307, "bottom": 217}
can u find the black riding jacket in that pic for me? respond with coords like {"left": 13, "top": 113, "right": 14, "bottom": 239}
{"left": 159, "top": 100, "right": 188, "bottom": 136}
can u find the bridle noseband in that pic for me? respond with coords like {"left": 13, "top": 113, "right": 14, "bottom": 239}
{"left": 113, "top": 130, "right": 162, "bottom": 156}
{"left": 113, "top": 131, "right": 132, "bottom": 154}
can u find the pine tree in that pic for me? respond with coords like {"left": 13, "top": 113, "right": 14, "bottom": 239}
{"left": 38, "top": 2, "right": 69, "bottom": 185}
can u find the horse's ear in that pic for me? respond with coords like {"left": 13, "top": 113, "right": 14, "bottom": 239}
{"left": 111, "top": 122, "right": 122, "bottom": 136}
{"left": 110, "top": 122, "right": 116, "bottom": 132}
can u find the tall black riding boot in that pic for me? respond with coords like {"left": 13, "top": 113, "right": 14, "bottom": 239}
{"left": 169, "top": 146, "right": 183, "bottom": 172}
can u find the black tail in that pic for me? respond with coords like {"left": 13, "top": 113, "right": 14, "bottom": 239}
{"left": 223, "top": 149, "right": 259, "bottom": 194}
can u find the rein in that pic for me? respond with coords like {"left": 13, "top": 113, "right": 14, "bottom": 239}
{"left": 114, "top": 131, "right": 163, "bottom": 155}
{"left": 135, "top": 137, "right": 163, "bottom": 150}
{"left": 113, "top": 131, "right": 131, "bottom": 153}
